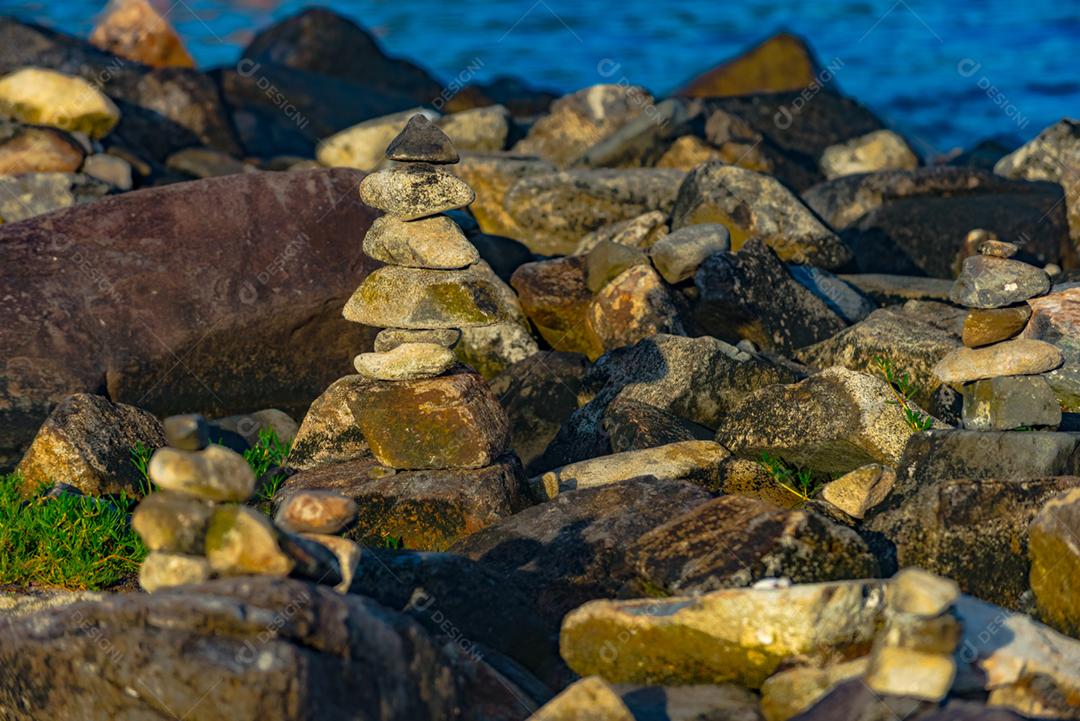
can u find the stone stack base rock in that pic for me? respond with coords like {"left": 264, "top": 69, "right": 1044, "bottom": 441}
{"left": 933, "top": 232, "right": 1063, "bottom": 431}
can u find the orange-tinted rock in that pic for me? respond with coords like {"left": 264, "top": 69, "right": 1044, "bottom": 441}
{"left": 511, "top": 255, "right": 605, "bottom": 360}
{"left": 0, "top": 125, "right": 84, "bottom": 175}
{"left": 89, "top": 0, "right": 195, "bottom": 69}
{"left": 675, "top": 33, "right": 821, "bottom": 98}
{"left": 349, "top": 369, "right": 510, "bottom": 470}
{"left": 963, "top": 305, "right": 1032, "bottom": 348}
{"left": 587, "top": 265, "right": 684, "bottom": 354}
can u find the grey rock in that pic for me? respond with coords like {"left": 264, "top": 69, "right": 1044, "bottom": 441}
{"left": 504, "top": 168, "right": 685, "bottom": 255}
{"left": 671, "top": 162, "right": 851, "bottom": 269}
{"left": 454, "top": 321, "right": 539, "bottom": 379}
{"left": 536, "top": 334, "right": 796, "bottom": 471}
{"left": 573, "top": 210, "right": 669, "bottom": 255}
{"left": 950, "top": 255, "right": 1050, "bottom": 308}
{"left": 995, "top": 118, "right": 1080, "bottom": 244}
{"left": 163, "top": 413, "right": 210, "bottom": 451}
{"left": 0, "top": 576, "right": 534, "bottom": 720}
{"left": 437, "top": 105, "right": 510, "bottom": 153}
{"left": 359, "top": 163, "right": 474, "bottom": 220}
{"left": 374, "top": 328, "right": 461, "bottom": 352}
{"left": 717, "top": 367, "right": 938, "bottom": 473}
{"left": 648, "top": 223, "right": 731, "bottom": 284}
{"left": 962, "top": 375, "right": 1062, "bottom": 430}
{"left": 287, "top": 375, "right": 373, "bottom": 471}
{"left": 604, "top": 397, "right": 714, "bottom": 454}
{"left": 362, "top": 214, "right": 479, "bottom": 269}
{"left": 802, "top": 167, "right": 1072, "bottom": 278}
{"left": 0, "top": 172, "right": 109, "bottom": 223}
{"left": 385, "top": 113, "right": 459, "bottom": 164}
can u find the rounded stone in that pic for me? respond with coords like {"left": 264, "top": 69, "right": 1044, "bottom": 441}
{"left": 648, "top": 223, "right": 731, "bottom": 284}
{"left": 275, "top": 490, "right": 358, "bottom": 534}
{"left": 353, "top": 343, "right": 456, "bottom": 380}
{"left": 374, "top": 328, "right": 461, "bottom": 352}
{"left": 138, "top": 552, "right": 211, "bottom": 593}
{"left": 359, "top": 164, "right": 474, "bottom": 220}
{"left": 933, "top": 338, "right": 1064, "bottom": 385}
{"left": 148, "top": 445, "right": 256, "bottom": 501}
{"left": 132, "top": 492, "right": 215, "bottom": 553}
{"left": 204, "top": 505, "right": 294, "bottom": 577}
{"left": 978, "top": 239, "right": 1019, "bottom": 258}
{"left": 362, "top": 215, "right": 479, "bottom": 269}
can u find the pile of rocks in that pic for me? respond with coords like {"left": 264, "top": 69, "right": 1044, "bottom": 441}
{"left": 340, "top": 114, "right": 513, "bottom": 471}
{"left": 133, "top": 414, "right": 347, "bottom": 592}
{"left": 933, "top": 234, "right": 1063, "bottom": 430}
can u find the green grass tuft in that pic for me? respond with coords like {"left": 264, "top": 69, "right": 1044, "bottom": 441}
{"left": 872, "top": 355, "right": 934, "bottom": 431}
{"left": 0, "top": 474, "right": 145, "bottom": 590}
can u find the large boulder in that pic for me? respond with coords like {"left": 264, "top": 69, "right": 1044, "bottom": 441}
{"left": 15, "top": 393, "right": 164, "bottom": 496}
{"left": 287, "top": 375, "right": 373, "bottom": 471}
{"left": 866, "top": 476, "right": 1080, "bottom": 610}
{"left": 452, "top": 477, "right": 712, "bottom": 629}
{"left": 798, "top": 305, "right": 963, "bottom": 410}
{"left": 503, "top": 168, "right": 685, "bottom": 255}
{"left": 693, "top": 239, "right": 848, "bottom": 355}
{"left": 802, "top": 167, "right": 1074, "bottom": 277}
{"left": 1029, "top": 487, "right": 1080, "bottom": 638}
{"left": 672, "top": 163, "right": 851, "bottom": 269}
{"left": 448, "top": 153, "right": 558, "bottom": 241}
{"left": 536, "top": 334, "right": 795, "bottom": 471}
{"left": 240, "top": 8, "right": 444, "bottom": 104}
{"left": 511, "top": 255, "right": 605, "bottom": 360}
{"left": 624, "top": 495, "right": 879, "bottom": 595}
{"left": 1023, "top": 286, "right": 1080, "bottom": 409}
{"left": 717, "top": 367, "right": 937, "bottom": 473}
{"left": 560, "top": 579, "right": 886, "bottom": 687}
{"left": 0, "top": 169, "right": 379, "bottom": 470}
{"left": 0, "top": 577, "right": 535, "bottom": 720}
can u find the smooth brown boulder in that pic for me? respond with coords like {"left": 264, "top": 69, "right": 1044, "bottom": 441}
{"left": 348, "top": 369, "right": 511, "bottom": 470}
{"left": 89, "top": 0, "right": 196, "bottom": 68}
{"left": 0, "top": 124, "right": 84, "bottom": 174}
{"left": 675, "top": 33, "right": 822, "bottom": 97}
{"left": 586, "top": 265, "right": 684, "bottom": 354}
{"left": 0, "top": 169, "right": 379, "bottom": 470}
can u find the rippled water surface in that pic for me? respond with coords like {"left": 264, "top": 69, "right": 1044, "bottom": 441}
{"left": 4, "top": 0, "right": 1078, "bottom": 151}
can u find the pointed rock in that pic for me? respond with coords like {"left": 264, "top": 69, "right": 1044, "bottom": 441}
{"left": 385, "top": 114, "right": 459, "bottom": 164}
{"left": 363, "top": 214, "right": 479, "bottom": 269}
{"left": 359, "top": 163, "right": 474, "bottom": 219}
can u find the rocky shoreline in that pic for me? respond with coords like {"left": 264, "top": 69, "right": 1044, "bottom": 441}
{"left": 2, "top": 1, "right": 1080, "bottom": 720}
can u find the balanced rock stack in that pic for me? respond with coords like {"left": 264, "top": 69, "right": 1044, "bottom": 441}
{"left": 933, "top": 234, "right": 1063, "bottom": 430}
{"left": 133, "top": 414, "right": 344, "bottom": 592}
{"left": 342, "top": 114, "right": 513, "bottom": 470}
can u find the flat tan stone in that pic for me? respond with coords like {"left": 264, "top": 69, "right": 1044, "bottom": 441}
{"left": 148, "top": 445, "right": 255, "bottom": 502}
{"left": 933, "top": 339, "right": 1063, "bottom": 385}
{"left": 353, "top": 343, "right": 456, "bottom": 380}
{"left": 363, "top": 214, "right": 479, "bottom": 269}
{"left": 138, "top": 552, "right": 211, "bottom": 593}
{"left": 274, "top": 490, "right": 358, "bottom": 534}
{"left": 0, "top": 68, "right": 120, "bottom": 139}
{"left": 359, "top": 163, "right": 474, "bottom": 220}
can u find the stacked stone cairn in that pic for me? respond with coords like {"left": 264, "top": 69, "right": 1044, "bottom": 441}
{"left": 338, "top": 114, "right": 513, "bottom": 471}
{"left": 933, "top": 233, "right": 1064, "bottom": 430}
{"left": 133, "top": 414, "right": 348, "bottom": 593}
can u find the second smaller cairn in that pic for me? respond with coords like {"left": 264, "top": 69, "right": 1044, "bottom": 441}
{"left": 133, "top": 414, "right": 349, "bottom": 592}
{"left": 933, "top": 233, "right": 1063, "bottom": 430}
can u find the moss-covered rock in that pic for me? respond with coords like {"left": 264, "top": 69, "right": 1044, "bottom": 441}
{"left": 1029, "top": 488, "right": 1080, "bottom": 637}
{"left": 204, "top": 504, "right": 293, "bottom": 576}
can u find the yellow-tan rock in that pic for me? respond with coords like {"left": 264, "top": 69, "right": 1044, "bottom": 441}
{"left": 89, "top": 0, "right": 196, "bottom": 68}
{"left": 204, "top": 505, "right": 293, "bottom": 577}
{"left": 0, "top": 68, "right": 120, "bottom": 139}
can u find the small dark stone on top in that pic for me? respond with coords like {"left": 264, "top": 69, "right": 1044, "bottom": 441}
{"left": 385, "top": 114, "right": 459, "bottom": 164}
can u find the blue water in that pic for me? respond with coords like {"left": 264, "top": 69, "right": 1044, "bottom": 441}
{"left": 4, "top": 0, "right": 1078, "bottom": 153}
